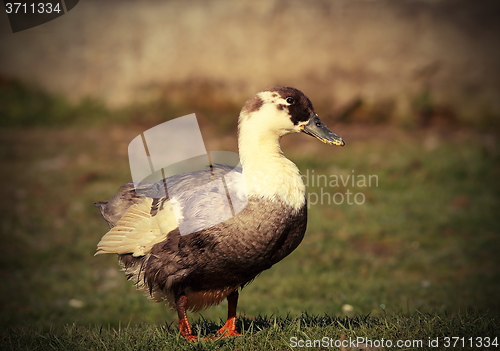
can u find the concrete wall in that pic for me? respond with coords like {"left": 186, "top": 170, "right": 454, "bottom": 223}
{"left": 1, "top": 0, "right": 499, "bottom": 122}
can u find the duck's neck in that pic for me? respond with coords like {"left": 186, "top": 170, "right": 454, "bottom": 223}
{"left": 238, "top": 125, "right": 306, "bottom": 211}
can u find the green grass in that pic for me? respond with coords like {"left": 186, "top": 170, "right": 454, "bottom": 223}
{"left": 0, "top": 108, "right": 499, "bottom": 348}
{"left": 1, "top": 312, "right": 498, "bottom": 350}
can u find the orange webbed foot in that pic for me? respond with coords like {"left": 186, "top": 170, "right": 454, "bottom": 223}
{"left": 178, "top": 317, "right": 198, "bottom": 341}
{"left": 216, "top": 316, "right": 242, "bottom": 338}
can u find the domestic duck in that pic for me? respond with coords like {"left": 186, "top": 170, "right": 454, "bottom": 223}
{"left": 95, "top": 86, "right": 345, "bottom": 340}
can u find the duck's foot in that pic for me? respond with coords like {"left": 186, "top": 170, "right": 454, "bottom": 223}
{"left": 178, "top": 317, "right": 198, "bottom": 341}
{"left": 217, "top": 316, "right": 242, "bottom": 338}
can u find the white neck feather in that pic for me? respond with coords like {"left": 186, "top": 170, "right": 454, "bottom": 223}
{"left": 237, "top": 107, "right": 306, "bottom": 211}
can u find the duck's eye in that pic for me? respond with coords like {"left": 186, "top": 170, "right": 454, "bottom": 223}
{"left": 285, "top": 97, "right": 295, "bottom": 105}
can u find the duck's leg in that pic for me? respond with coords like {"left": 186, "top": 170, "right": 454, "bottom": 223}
{"left": 217, "top": 289, "right": 242, "bottom": 337}
{"left": 175, "top": 293, "right": 197, "bottom": 341}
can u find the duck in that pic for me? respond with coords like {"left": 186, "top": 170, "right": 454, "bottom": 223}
{"left": 95, "top": 86, "right": 345, "bottom": 341}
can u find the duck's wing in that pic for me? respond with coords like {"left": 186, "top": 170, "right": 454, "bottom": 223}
{"left": 95, "top": 165, "right": 246, "bottom": 257}
{"left": 169, "top": 165, "right": 247, "bottom": 235}
{"left": 95, "top": 182, "right": 160, "bottom": 229}
{"left": 95, "top": 182, "right": 178, "bottom": 257}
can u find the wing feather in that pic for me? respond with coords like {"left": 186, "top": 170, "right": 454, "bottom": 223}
{"left": 95, "top": 197, "right": 178, "bottom": 257}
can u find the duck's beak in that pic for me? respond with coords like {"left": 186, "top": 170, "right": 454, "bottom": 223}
{"left": 300, "top": 115, "right": 345, "bottom": 146}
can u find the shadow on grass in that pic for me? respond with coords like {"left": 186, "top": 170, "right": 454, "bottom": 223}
{"left": 191, "top": 312, "right": 373, "bottom": 337}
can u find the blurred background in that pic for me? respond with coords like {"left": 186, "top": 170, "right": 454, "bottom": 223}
{"left": 0, "top": 0, "right": 499, "bottom": 330}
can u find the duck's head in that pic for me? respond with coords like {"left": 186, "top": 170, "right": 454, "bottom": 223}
{"left": 239, "top": 86, "right": 345, "bottom": 146}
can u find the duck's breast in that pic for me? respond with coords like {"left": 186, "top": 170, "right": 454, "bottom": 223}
{"left": 145, "top": 198, "right": 307, "bottom": 292}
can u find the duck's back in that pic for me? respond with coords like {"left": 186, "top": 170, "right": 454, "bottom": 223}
{"left": 95, "top": 164, "right": 243, "bottom": 230}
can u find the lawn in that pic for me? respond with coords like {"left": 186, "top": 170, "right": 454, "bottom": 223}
{"left": 0, "top": 118, "right": 499, "bottom": 349}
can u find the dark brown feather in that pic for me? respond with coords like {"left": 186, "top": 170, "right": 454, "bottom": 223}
{"left": 117, "top": 197, "right": 306, "bottom": 311}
